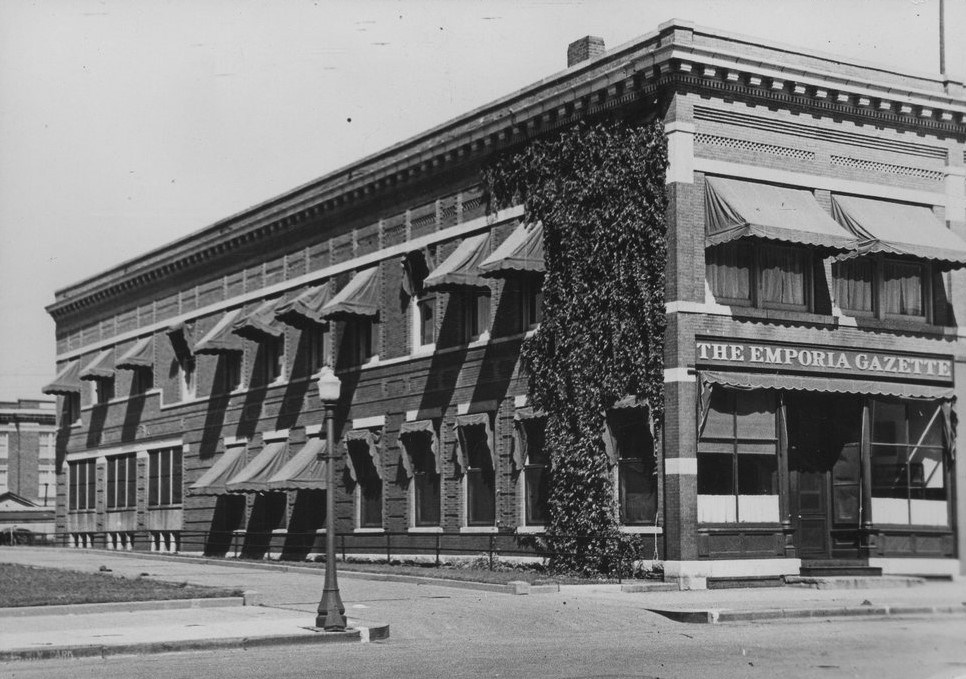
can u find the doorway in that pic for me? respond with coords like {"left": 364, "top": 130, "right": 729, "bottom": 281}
{"left": 785, "top": 394, "right": 863, "bottom": 559}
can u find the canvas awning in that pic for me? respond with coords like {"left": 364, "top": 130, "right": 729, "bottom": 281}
{"left": 479, "top": 222, "right": 545, "bottom": 277}
{"left": 705, "top": 177, "right": 857, "bottom": 252}
{"left": 321, "top": 268, "right": 380, "bottom": 319}
{"left": 193, "top": 309, "right": 245, "bottom": 354}
{"left": 831, "top": 195, "right": 966, "bottom": 267}
{"left": 398, "top": 420, "right": 440, "bottom": 477}
{"left": 453, "top": 413, "right": 496, "bottom": 470}
{"left": 224, "top": 440, "right": 289, "bottom": 493}
{"left": 276, "top": 284, "right": 331, "bottom": 326}
{"left": 116, "top": 337, "right": 153, "bottom": 370}
{"left": 423, "top": 233, "right": 492, "bottom": 291}
{"left": 344, "top": 428, "right": 382, "bottom": 481}
{"left": 42, "top": 360, "right": 82, "bottom": 395}
{"left": 166, "top": 321, "right": 194, "bottom": 361}
{"left": 188, "top": 446, "right": 249, "bottom": 496}
{"left": 79, "top": 349, "right": 115, "bottom": 381}
{"left": 700, "top": 370, "right": 954, "bottom": 400}
{"left": 511, "top": 407, "right": 545, "bottom": 470}
{"left": 233, "top": 297, "right": 289, "bottom": 341}
{"left": 266, "top": 437, "right": 327, "bottom": 491}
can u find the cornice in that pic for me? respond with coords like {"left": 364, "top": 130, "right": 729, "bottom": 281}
{"left": 48, "top": 20, "right": 966, "bottom": 321}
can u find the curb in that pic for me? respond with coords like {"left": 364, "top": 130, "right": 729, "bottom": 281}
{"left": 647, "top": 603, "right": 966, "bottom": 624}
{"left": 0, "top": 622, "right": 390, "bottom": 662}
{"left": 0, "top": 596, "right": 245, "bottom": 618}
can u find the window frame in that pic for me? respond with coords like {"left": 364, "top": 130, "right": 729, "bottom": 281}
{"left": 609, "top": 412, "right": 658, "bottom": 527}
{"left": 307, "top": 324, "right": 330, "bottom": 375}
{"left": 92, "top": 377, "right": 115, "bottom": 405}
{"left": 131, "top": 367, "right": 154, "bottom": 396}
{"left": 148, "top": 447, "right": 183, "bottom": 508}
{"left": 68, "top": 459, "right": 96, "bottom": 511}
{"left": 834, "top": 255, "right": 932, "bottom": 323}
{"left": 462, "top": 290, "right": 491, "bottom": 343}
{"left": 520, "top": 277, "right": 544, "bottom": 331}
{"left": 706, "top": 241, "right": 812, "bottom": 313}
{"left": 348, "top": 439, "right": 383, "bottom": 529}
{"left": 106, "top": 454, "right": 137, "bottom": 510}
{"left": 462, "top": 423, "right": 496, "bottom": 527}
{"left": 521, "top": 418, "right": 549, "bottom": 527}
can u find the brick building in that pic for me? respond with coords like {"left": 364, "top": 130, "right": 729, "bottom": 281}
{"left": 0, "top": 399, "right": 57, "bottom": 536}
{"left": 44, "top": 20, "right": 966, "bottom": 586}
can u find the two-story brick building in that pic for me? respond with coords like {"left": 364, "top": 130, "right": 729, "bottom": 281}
{"left": 44, "top": 20, "right": 966, "bottom": 586}
{"left": 0, "top": 399, "right": 57, "bottom": 538}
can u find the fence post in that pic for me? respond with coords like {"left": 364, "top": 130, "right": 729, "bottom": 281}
{"left": 435, "top": 534, "right": 441, "bottom": 567}
{"left": 341, "top": 533, "right": 347, "bottom": 561}
{"left": 386, "top": 532, "right": 391, "bottom": 564}
{"left": 488, "top": 535, "right": 495, "bottom": 571}
{"left": 617, "top": 538, "right": 623, "bottom": 585}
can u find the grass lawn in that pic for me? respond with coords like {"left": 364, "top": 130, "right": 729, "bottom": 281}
{"left": 331, "top": 561, "right": 625, "bottom": 585}
{"left": 0, "top": 563, "right": 241, "bottom": 608}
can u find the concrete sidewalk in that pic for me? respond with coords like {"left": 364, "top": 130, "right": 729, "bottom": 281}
{"left": 0, "top": 547, "right": 963, "bottom": 662}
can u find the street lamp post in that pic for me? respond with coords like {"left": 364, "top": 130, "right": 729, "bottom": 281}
{"left": 315, "top": 367, "right": 346, "bottom": 631}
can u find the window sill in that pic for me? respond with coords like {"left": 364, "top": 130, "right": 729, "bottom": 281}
{"left": 839, "top": 315, "right": 957, "bottom": 337}
{"left": 460, "top": 526, "right": 498, "bottom": 534}
{"left": 515, "top": 525, "right": 545, "bottom": 534}
{"left": 727, "top": 306, "right": 836, "bottom": 326}
{"left": 408, "top": 526, "right": 443, "bottom": 533}
{"left": 619, "top": 526, "right": 663, "bottom": 534}
{"left": 353, "top": 527, "right": 385, "bottom": 534}
{"left": 147, "top": 504, "right": 183, "bottom": 510}
{"left": 411, "top": 344, "right": 436, "bottom": 358}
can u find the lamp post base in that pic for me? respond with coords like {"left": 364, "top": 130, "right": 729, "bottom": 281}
{"left": 316, "top": 586, "right": 346, "bottom": 631}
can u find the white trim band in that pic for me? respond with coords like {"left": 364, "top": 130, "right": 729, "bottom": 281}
{"left": 665, "top": 458, "right": 698, "bottom": 475}
{"left": 353, "top": 415, "right": 386, "bottom": 429}
{"left": 664, "top": 368, "right": 695, "bottom": 383}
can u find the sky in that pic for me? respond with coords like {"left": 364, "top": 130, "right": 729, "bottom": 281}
{"left": 0, "top": 0, "right": 964, "bottom": 402}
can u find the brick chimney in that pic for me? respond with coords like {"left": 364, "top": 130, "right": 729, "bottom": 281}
{"left": 567, "top": 36, "right": 605, "bottom": 67}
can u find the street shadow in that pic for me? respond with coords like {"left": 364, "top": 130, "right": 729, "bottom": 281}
{"left": 282, "top": 489, "right": 325, "bottom": 560}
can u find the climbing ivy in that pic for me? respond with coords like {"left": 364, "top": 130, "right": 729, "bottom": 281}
{"left": 483, "top": 121, "right": 668, "bottom": 575}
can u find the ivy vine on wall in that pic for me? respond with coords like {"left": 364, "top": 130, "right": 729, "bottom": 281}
{"left": 483, "top": 120, "right": 669, "bottom": 575}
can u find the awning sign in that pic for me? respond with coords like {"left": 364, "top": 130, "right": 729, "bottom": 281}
{"left": 696, "top": 339, "right": 952, "bottom": 383}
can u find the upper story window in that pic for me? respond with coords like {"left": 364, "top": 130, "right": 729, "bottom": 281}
{"left": 38, "top": 432, "right": 55, "bottom": 460}
{"left": 462, "top": 291, "right": 491, "bottom": 343}
{"left": 92, "top": 377, "right": 115, "bottom": 405}
{"left": 520, "top": 278, "right": 544, "bottom": 330}
{"left": 706, "top": 242, "right": 811, "bottom": 312}
{"left": 257, "top": 336, "right": 285, "bottom": 385}
{"left": 178, "top": 358, "right": 196, "bottom": 401}
{"left": 346, "top": 320, "right": 376, "bottom": 366}
{"left": 307, "top": 325, "right": 330, "bottom": 375}
{"left": 131, "top": 368, "right": 154, "bottom": 395}
{"left": 415, "top": 295, "right": 436, "bottom": 349}
{"left": 320, "top": 267, "right": 380, "bottom": 367}
{"left": 834, "top": 256, "right": 929, "bottom": 321}
{"left": 65, "top": 392, "right": 81, "bottom": 425}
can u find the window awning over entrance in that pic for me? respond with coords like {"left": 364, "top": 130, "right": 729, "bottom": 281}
{"left": 116, "top": 337, "right": 153, "bottom": 370}
{"left": 700, "top": 370, "right": 954, "bottom": 400}
{"left": 188, "top": 446, "right": 249, "bottom": 496}
{"left": 479, "top": 222, "right": 545, "bottom": 277}
{"left": 79, "top": 349, "right": 115, "bottom": 381}
{"left": 423, "top": 233, "right": 492, "bottom": 291}
{"left": 320, "top": 268, "right": 380, "bottom": 320}
{"left": 224, "top": 441, "right": 289, "bottom": 493}
{"left": 266, "top": 437, "right": 327, "bottom": 491}
{"left": 233, "top": 296, "right": 289, "bottom": 341}
{"left": 275, "top": 284, "right": 331, "bottom": 326}
{"left": 831, "top": 195, "right": 966, "bottom": 267}
{"left": 193, "top": 309, "right": 245, "bottom": 354}
{"left": 42, "top": 360, "right": 82, "bottom": 395}
{"left": 705, "top": 177, "right": 857, "bottom": 252}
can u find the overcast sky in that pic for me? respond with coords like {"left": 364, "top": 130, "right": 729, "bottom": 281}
{"left": 0, "top": 0, "right": 963, "bottom": 402}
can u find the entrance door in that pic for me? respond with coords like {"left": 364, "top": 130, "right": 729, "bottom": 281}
{"left": 791, "top": 468, "right": 830, "bottom": 557}
{"left": 786, "top": 394, "right": 864, "bottom": 559}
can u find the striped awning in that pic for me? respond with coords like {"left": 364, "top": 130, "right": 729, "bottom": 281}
{"left": 321, "top": 268, "right": 380, "bottom": 319}
{"left": 267, "top": 438, "right": 327, "bottom": 491}
{"left": 79, "top": 349, "right": 115, "bottom": 381}
{"left": 188, "top": 446, "right": 249, "bottom": 496}
{"left": 42, "top": 360, "right": 82, "bottom": 395}
{"left": 116, "top": 337, "right": 153, "bottom": 370}
{"left": 700, "top": 370, "right": 954, "bottom": 400}
{"left": 705, "top": 177, "right": 858, "bottom": 252}
{"left": 276, "top": 284, "right": 331, "bottom": 327}
{"left": 224, "top": 441, "right": 289, "bottom": 493}
{"left": 193, "top": 310, "right": 245, "bottom": 354}
{"left": 423, "top": 233, "right": 492, "bottom": 291}
{"left": 479, "top": 223, "right": 544, "bottom": 277}
{"left": 233, "top": 297, "right": 289, "bottom": 341}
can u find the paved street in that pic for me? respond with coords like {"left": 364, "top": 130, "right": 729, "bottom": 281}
{"left": 2, "top": 548, "right": 965, "bottom": 678}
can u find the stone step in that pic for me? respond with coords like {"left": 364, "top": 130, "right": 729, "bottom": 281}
{"left": 786, "top": 575, "right": 925, "bottom": 589}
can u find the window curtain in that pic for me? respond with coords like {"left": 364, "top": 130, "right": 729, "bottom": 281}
{"left": 833, "top": 258, "right": 874, "bottom": 313}
{"left": 759, "top": 245, "right": 806, "bottom": 306}
{"left": 882, "top": 260, "right": 923, "bottom": 316}
{"left": 706, "top": 243, "right": 751, "bottom": 301}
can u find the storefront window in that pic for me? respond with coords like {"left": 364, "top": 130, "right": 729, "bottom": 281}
{"left": 698, "top": 388, "right": 779, "bottom": 523}
{"left": 871, "top": 399, "right": 947, "bottom": 526}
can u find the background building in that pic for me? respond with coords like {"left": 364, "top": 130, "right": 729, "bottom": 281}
{"left": 44, "top": 20, "right": 966, "bottom": 585}
{"left": 0, "top": 398, "right": 57, "bottom": 538}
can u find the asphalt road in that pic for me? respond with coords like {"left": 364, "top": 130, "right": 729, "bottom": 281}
{"left": 2, "top": 549, "right": 965, "bottom": 678}
{"left": 4, "top": 616, "right": 966, "bottom": 679}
